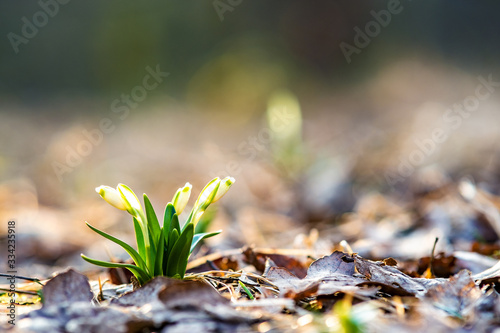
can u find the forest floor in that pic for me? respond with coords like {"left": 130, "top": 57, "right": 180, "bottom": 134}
{"left": 1, "top": 62, "right": 500, "bottom": 332}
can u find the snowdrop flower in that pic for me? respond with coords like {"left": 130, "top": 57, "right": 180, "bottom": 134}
{"left": 96, "top": 185, "right": 128, "bottom": 211}
{"left": 172, "top": 182, "right": 192, "bottom": 215}
{"left": 212, "top": 176, "right": 235, "bottom": 203}
{"left": 191, "top": 177, "right": 235, "bottom": 225}
{"left": 96, "top": 184, "right": 143, "bottom": 217}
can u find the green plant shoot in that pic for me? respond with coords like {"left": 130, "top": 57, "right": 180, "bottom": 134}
{"left": 81, "top": 177, "right": 235, "bottom": 285}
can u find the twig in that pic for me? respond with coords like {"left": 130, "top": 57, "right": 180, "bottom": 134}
{"left": 0, "top": 273, "right": 43, "bottom": 285}
{"left": 0, "top": 288, "right": 39, "bottom": 296}
{"left": 429, "top": 237, "right": 439, "bottom": 277}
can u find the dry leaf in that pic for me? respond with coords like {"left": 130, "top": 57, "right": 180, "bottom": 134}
{"left": 425, "top": 270, "right": 482, "bottom": 318}
{"left": 266, "top": 251, "right": 370, "bottom": 299}
{"left": 42, "top": 269, "right": 93, "bottom": 307}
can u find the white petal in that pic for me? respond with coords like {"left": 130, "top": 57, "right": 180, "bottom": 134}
{"left": 117, "top": 183, "right": 143, "bottom": 215}
{"left": 96, "top": 185, "right": 127, "bottom": 211}
{"left": 196, "top": 178, "right": 220, "bottom": 208}
{"left": 172, "top": 182, "right": 192, "bottom": 215}
{"left": 212, "top": 177, "right": 235, "bottom": 203}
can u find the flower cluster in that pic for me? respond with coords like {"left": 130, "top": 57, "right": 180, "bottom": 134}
{"left": 82, "top": 177, "right": 234, "bottom": 284}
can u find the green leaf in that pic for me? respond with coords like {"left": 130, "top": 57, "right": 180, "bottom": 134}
{"left": 177, "top": 241, "right": 194, "bottom": 278}
{"left": 143, "top": 194, "right": 159, "bottom": 273}
{"left": 165, "top": 228, "right": 179, "bottom": 275}
{"left": 81, "top": 254, "right": 150, "bottom": 284}
{"left": 190, "top": 230, "right": 222, "bottom": 254}
{"left": 177, "top": 236, "right": 195, "bottom": 278}
{"left": 154, "top": 231, "right": 165, "bottom": 276}
{"left": 133, "top": 217, "right": 146, "bottom": 260}
{"left": 163, "top": 203, "right": 176, "bottom": 235}
{"left": 144, "top": 194, "right": 161, "bottom": 244}
{"left": 239, "top": 280, "right": 254, "bottom": 300}
{"left": 146, "top": 229, "right": 157, "bottom": 274}
{"left": 169, "top": 213, "right": 180, "bottom": 234}
{"left": 166, "top": 223, "right": 194, "bottom": 278}
{"left": 85, "top": 222, "right": 149, "bottom": 273}
{"left": 162, "top": 204, "right": 177, "bottom": 254}
{"left": 167, "top": 228, "right": 179, "bottom": 255}
{"left": 162, "top": 246, "right": 169, "bottom": 276}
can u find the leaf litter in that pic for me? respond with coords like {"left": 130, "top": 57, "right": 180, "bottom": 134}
{"left": 7, "top": 245, "right": 500, "bottom": 332}
{"left": 4, "top": 174, "right": 500, "bottom": 332}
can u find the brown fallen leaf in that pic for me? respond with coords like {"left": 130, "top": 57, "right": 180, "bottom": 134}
{"left": 471, "top": 241, "right": 500, "bottom": 257}
{"left": 354, "top": 256, "right": 444, "bottom": 297}
{"left": 398, "top": 251, "right": 498, "bottom": 279}
{"left": 111, "top": 276, "right": 178, "bottom": 307}
{"left": 18, "top": 269, "right": 153, "bottom": 333}
{"left": 108, "top": 265, "right": 134, "bottom": 285}
{"left": 158, "top": 279, "right": 228, "bottom": 308}
{"left": 266, "top": 251, "right": 370, "bottom": 300}
{"left": 425, "top": 270, "right": 482, "bottom": 318}
{"left": 265, "top": 266, "right": 320, "bottom": 299}
{"left": 17, "top": 276, "right": 263, "bottom": 332}
{"left": 186, "top": 246, "right": 316, "bottom": 277}
{"left": 42, "top": 268, "right": 94, "bottom": 307}
{"left": 243, "top": 246, "right": 309, "bottom": 278}
{"left": 307, "top": 251, "right": 356, "bottom": 278}
{"left": 355, "top": 281, "right": 416, "bottom": 297}
{"left": 417, "top": 252, "right": 457, "bottom": 278}
{"left": 469, "top": 288, "right": 500, "bottom": 331}
{"left": 112, "top": 276, "right": 262, "bottom": 320}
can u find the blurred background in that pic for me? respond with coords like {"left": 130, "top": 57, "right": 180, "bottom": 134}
{"left": 2, "top": 1, "right": 500, "bottom": 277}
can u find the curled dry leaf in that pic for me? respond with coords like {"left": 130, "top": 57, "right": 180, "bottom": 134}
{"left": 266, "top": 251, "right": 371, "bottom": 300}
{"left": 354, "top": 256, "right": 445, "bottom": 297}
{"left": 265, "top": 266, "right": 321, "bottom": 300}
{"left": 267, "top": 251, "right": 451, "bottom": 301}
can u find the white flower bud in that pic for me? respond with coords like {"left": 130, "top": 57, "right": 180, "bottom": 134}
{"left": 117, "top": 183, "right": 143, "bottom": 216}
{"left": 195, "top": 178, "right": 220, "bottom": 209}
{"left": 212, "top": 177, "right": 235, "bottom": 203}
{"left": 95, "top": 185, "right": 128, "bottom": 211}
{"left": 172, "top": 182, "right": 192, "bottom": 215}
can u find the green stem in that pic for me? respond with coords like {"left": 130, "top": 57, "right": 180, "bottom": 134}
{"left": 137, "top": 211, "right": 156, "bottom": 273}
